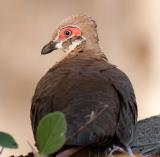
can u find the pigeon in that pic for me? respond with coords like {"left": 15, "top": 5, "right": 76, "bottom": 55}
{"left": 31, "top": 15, "right": 138, "bottom": 156}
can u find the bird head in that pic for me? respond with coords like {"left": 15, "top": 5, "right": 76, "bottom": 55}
{"left": 41, "top": 15, "right": 100, "bottom": 55}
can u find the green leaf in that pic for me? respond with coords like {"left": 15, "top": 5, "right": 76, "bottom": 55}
{"left": 36, "top": 112, "right": 67, "bottom": 155}
{"left": 0, "top": 132, "right": 18, "bottom": 149}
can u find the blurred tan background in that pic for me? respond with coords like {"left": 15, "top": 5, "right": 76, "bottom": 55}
{"left": 0, "top": 0, "right": 160, "bottom": 156}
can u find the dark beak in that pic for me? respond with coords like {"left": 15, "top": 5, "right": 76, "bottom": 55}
{"left": 41, "top": 41, "right": 58, "bottom": 55}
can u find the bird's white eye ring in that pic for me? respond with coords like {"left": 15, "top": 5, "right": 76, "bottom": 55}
{"left": 64, "top": 30, "right": 72, "bottom": 37}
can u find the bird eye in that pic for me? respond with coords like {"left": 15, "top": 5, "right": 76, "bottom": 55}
{"left": 64, "top": 30, "right": 72, "bottom": 37}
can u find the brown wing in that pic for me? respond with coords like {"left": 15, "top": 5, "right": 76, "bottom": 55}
{"left": 84, "top": 59, "right": 138, "bottom": 146}
{"left": 106, "top": 66, "right": 138, "bottom": 146}
{"left": 31, "top": 55, "right": 137, "bottom": 147}
{"left": 31, "top": 67, "right": 70, "bottom": 136}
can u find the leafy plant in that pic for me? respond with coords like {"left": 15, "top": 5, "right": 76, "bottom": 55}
{"left": 36, "top": 111, "right": 67, "bottom": 156}
{"left": 0, "top": 132, "right": 18, "bottom": 149}
{"left": 0, "top": 132, "right": 18, "bottom": 154}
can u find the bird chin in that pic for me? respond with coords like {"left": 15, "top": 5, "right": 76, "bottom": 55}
{"left": 66, "top": 39, "right": 86, "bottom": 53}
{"left": 55, "top": 42, "right": 63, "bottom": 49}
{"left": 61, "top": 36, "right": 86, "bottom": 55}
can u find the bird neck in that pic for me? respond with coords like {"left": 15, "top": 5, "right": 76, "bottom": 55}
{"left": 84, "top": 41, "right": 101, "bottom": 53}
{"left": 67, "top": 47, "right": 107, "bottom": 61}
{"left": 59, "top": 40, "right": 106, "bottom": 63}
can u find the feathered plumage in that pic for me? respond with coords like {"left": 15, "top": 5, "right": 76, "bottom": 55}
{"left": 31, "top": 15, "right": 138, "bottom": 156}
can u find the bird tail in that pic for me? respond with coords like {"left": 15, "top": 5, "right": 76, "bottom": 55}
{"left": 131, "top": 115, "right": 160, "bottom": 156}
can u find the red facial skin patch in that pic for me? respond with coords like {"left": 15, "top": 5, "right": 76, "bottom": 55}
{"left": 58, "top": 26, "right": 81, "bottom": 41}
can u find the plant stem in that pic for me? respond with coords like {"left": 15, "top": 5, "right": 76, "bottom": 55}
{"left": 0, "top": 147, "right": 4, "bottom": 154}
{"left": 66, "top": 105, "right": 108, "bottom": 143}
